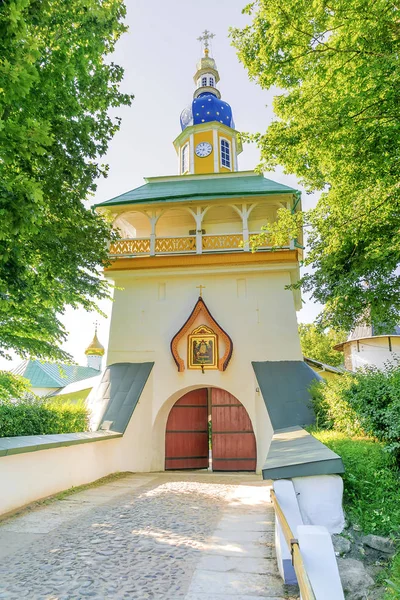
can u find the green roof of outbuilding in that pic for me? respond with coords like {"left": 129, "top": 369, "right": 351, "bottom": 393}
{"left": 13, "top": 360, "right": 100, "bottom": 389}
{"left": 95, "top": 172, "right": 297, "bottom": 208}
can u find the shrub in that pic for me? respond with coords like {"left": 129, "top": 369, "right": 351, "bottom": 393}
{"left": 0, "top": 396, "right": 89, "bottom": 437}
{"left": 310, "top": 363, "right": 400, "bottom": 458}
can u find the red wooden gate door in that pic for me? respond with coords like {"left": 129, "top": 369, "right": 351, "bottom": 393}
{"left": 165, "top": 389, "right": 209, "bottom": 470}
{"left": 211, "top": 389, "right": 256, "bottom": 471}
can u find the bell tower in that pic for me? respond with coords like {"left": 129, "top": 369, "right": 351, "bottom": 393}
{"left": 173, "top": 31, "right": 242, "bottom": 176}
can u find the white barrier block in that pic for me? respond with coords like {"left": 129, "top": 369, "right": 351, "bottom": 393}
{"left": 273, "top": 480, "right": 304, "bottom": 585}
{"left": 292, "top": 475, "right": 345, "bottom": 534}
{"left": 297, "top": 525, "right": 345, "bottom": 600}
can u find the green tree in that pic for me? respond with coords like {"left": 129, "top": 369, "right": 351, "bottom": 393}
{"left": 0, "top": 371, "right": 31, "bottom": 402}
{"left": 299, "top": 323, "right": 345, "bottom": 366}
{"left": 0, "top": 0, "right": 131, "bottom": 361}
{"left": 231, "top": 1, "right": 400, "bottom": 332}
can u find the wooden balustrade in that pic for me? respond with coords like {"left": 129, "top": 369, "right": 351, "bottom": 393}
{"left": 109, "top": 238, "right": 151, "bottom": 255}
{"left": 155, "top": 236, "right": 196, "bottom": 253}
{"left": 108, "top": 232, "right": 283, "bottom": 257}
{"left": 202, "top": 233, "right": 243, "bottom": 251}
{"left": 270, "top": 489, "right": 316, "bottom": 600}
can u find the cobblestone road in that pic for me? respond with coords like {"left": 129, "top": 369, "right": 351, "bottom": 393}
{"left": 0, "top": 472, "right": 298, "bottom": 600}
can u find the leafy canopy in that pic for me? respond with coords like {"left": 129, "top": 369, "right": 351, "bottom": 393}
{"left": 0, "top": 0, "right": 131, "bottom": 361}
{"left": 0, "top": 370, "right": 31, "bottom": 402}
{"left": 231, "top": 0, "right": 400, "bottom": 332}
{"left": 299, "top": 323, "right": 345, "bottom": 366}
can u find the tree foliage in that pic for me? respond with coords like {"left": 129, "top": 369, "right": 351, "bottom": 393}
{"left": 0, "top": 370, "right": 31, "bottom": 402}
{"left": 231, "top": 1, "right": 400, "bottom": 332}
{"left": 299, "top": 323, "right": 345, "bottom": 366}
{"left": 0, "top": 0, "right": 131, "bottom": 360}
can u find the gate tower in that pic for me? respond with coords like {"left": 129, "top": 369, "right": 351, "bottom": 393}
{"left": 94, "top": 33, "right": 318, "bottom": 473}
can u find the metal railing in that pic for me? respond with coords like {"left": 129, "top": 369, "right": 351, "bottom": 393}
{"left": 270, "top": 489, "right": 316, "bottom": 600}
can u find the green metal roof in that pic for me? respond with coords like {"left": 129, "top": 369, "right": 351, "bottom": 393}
{"left": 97, "top": 362, "right": 154, "bottom": 433}
{"left": 0, "top": 431, "right": 122, "bottom": 457}
{"left": 252, "top": 360, "right": 319, "bottom": 431}
{"left": 13, "top": 360, "right": 100, "bottom": 389}
{"left": 251, "top": 362, "right": 345, "bottom": 480}
{"left": 95, "top": 173, "right": 297, "bottom": 208}
{"left": 262, "top": 426, "right": 345, "bottom": 480}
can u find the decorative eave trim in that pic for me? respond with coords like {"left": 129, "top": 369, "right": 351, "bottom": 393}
{"left": 170, "top": 296, "right": 233, "bottom": 372}
{"left": 193, "top": 86, "right": 221, "bottom": 100}
{"left": 333, "top": 334, "right": 400, "bottom": 352}
{"left": 105, "top": 249, "right": 300, "bottom": 272}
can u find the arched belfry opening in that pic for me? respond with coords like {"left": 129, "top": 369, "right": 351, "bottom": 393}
{"left": 165, "top": 387, "right": 256, "bottom": 471}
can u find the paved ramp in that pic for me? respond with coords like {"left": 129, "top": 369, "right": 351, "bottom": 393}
{"left": 0, "top": 472, "right": 299, "bottom": 599}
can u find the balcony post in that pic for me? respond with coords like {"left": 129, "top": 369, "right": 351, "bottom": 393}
{"left": 150, "top": 215, "right": 157, "bottom": 256}
{"left": 195, "top": 207, "right": 203, "bottom": 254}
{"left": 242, "top": 204, "right": 250, "bottom": 251}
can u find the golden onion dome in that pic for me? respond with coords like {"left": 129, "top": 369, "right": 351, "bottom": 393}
{"left": 85, "top": 330, "right": 105, "bottom": 356}
{"left": 193, "top": 50, "right": 220, "bottom": 87}
{"left": 196, "top": 54, "right": 217, "bottom": 73}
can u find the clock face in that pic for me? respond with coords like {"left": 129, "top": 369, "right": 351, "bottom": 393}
{"left": 195, "top": 142, "right": 212, "bottom": 158}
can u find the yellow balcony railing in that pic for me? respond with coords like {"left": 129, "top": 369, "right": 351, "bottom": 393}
{"left": 155, "top": 236, "right": 196, "bottom": 254}
{"left": 202, "top": 233, "right": 243, "bottom": 251}
{"left": 109, "top": 238, "right": 150, "bottom": 255}
{"left": 108, "top": 232, "right": 289, "bottom": 258}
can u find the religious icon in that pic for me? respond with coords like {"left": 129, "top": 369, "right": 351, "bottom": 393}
{"left": 188, "top": 325, "right": 218, "bottom": 369}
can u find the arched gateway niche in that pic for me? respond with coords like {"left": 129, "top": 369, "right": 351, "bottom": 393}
{"left": 165, "top": 387, "right": 256, "bottom": 471}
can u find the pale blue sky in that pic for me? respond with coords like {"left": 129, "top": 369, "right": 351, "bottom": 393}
{"left": 3, "top": 0, "right": 321, "bottom": 370}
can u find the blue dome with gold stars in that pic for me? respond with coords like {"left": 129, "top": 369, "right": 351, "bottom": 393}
{"left": 180, "top": 93, "right": 235, "bottom": 131}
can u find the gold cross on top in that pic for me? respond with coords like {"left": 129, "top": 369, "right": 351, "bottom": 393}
{"left": 197, "top": 30, "right": 215, "bottom": 51}
{"left": 196, "top": 285, "right": 206, "bottom": 297}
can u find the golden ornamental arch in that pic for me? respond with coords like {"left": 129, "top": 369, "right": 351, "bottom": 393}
{"left": 170, "top": 297, "right": 233, "bottom": 372}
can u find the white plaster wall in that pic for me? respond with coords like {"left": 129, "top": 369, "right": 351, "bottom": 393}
{"left": 0, "top": 379, "right": 157, "bottom": 516}
{"left": 32, "top": 387, "right": 59, "bottom": 397}
{"left": 348, "top": 337, "right": 400, "bottom": 371}
{"left": 103, "top": 264, "right": 302, "bottom": 473}
{"left": 0, "top": 438, "right": 123, "bottom": 516}
{"left": 155, "top": 210, "right": 196, "bottom": 237}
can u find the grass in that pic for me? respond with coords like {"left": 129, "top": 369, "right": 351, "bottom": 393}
{"left": 311, "top": 430, "right": 400, "bottom": 599}
{"left": 312, "top": 430, "right": 400, "bottom": 536}
{"left": 383, "top": 553, "right": 400, "bottom": 599}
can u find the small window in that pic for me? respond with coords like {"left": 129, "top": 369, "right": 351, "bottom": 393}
{"left": 220, "top": 139, "right": 231, "bottom": 169}
{"left": 201, "top": 76, "right": 207, "bottom": 87}
{"left": 209, "top": 76, "right": 215, "bottom": 87}
{"left": 181, "top": 143, "right": 189, "bottom": 173}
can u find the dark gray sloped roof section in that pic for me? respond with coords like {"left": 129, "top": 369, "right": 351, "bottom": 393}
{"left": 97, "top": 363, "right": 154, "bottom": 434}
{"left": 262, "top": 426, "right": 345, "bottom": 480}
{"left": 252, "top": 361, "right": 319, "bottom": 430}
